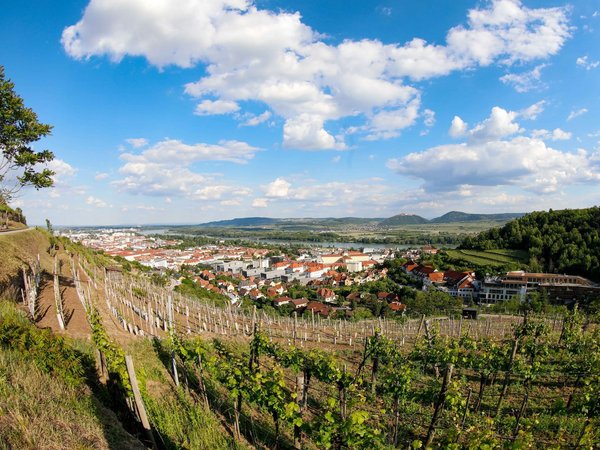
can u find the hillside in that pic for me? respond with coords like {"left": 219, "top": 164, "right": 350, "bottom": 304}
{"left": 1, "top": 228, "right": 600, "bottom": 448}
{"left": 378, "top": 213, "right": 429, "bottom": 226}
{"left": 430, "top": 211, "right": 524, "bottom": 223}
{"left": 0, "top": 201, "right": 27, "bottom": 231}
{"left": 195, "top": 216, "right": 383, "bottom": 228}
{"left": 461, "top": 207, "right": 600, "bottom": 281}
{"left": 197, "top": 216, "right": 280, "bottom": 227}
{"left": 194, "top": 211, "right": 525, "bottom": 230}
{"left": 0, "top": 230, "right": 241, "bottom": 450}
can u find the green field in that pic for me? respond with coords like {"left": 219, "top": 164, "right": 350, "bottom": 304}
{"left": 445, "top": 248, "right": 529, "bottom": 268}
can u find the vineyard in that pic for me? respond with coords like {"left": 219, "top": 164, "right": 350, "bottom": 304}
{"left": 3, "top": 234, "right": 600, "bottom": 449}
{"left": 444, "top": 249, "right": 528, "bottom": 269}
{"left": 82, "top": 257, "right": 600, "bottom": 449}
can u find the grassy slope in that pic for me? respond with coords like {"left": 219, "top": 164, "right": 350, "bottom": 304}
{"left": 0, "top": 228, "right": 53, "bottom": 295}
{"left": 0, "top": 230, "right": 238, "bottom": 449}
{"left": 0, "top": 301, "right": 145, "bottom": 450}
{"left": 126, "top": 339, "right": 241, "bottom": 450}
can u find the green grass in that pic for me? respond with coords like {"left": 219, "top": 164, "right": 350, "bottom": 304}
{"left": 0, "top": 300, "right": 144, "bottom": 450}
{"left": 126, "top": 339, "right": 241, "bottom": 450}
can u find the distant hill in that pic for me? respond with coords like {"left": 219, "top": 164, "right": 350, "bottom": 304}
{"left": 378, "top": 213, "right": 429, "bottom": 226}
{"left": 197, "top": 217, "right": 383, "bottom": 228}
{"left": 196, "top": 211, "right": 525, "bottom": 229}
{"left": 198, "top": 217, "right": 280, "bottom": 227}
{"left": 430, "top": 211, "right": 525, "bottom": 223}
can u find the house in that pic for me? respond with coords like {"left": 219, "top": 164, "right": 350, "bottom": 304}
{"left": 402, "top": 260, "right": 419, "bottom": 274}
{"left": 388, "top": 301, "right": 406, "bottom": 314}
{"left": 318, "top": 254, "right": 343, "bottom": 264}
{"left": 316, "top": 287, "right": 337, "bottom": 303}
{"left": 290, "top": 298, "right": 309, "bottom": 310}
{"left": 249, "top": 288, "right": 264, "bottom": 301}
{"left": 305, "top": 301, "right": 331, "bottom": 317}
{"left": 377, "top": 292, "right": 400, "bottom": 302}
{"left": 273, "top": 296, "right": 293, "bottom": 307}
{"left": 444, "top": 270, "right": 477, "bottom": 298}
{"left": 421, "top": 245, "right": 439, "bottom": 255}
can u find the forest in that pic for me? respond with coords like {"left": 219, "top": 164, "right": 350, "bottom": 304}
{"left": 460, "top": 207, "right": 600, "bottom": 281}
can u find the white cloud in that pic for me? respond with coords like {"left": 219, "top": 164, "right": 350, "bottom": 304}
{"left": 449, "top": 116, "right": 468, "bottom": 138}
{"left": 283, "top": 114, "right": 344, "bottom": 150}
{"left": 63, "top": 0, "right": 571, "bottom": 149}
{"left": 576, "top": 56, "right": 600, "bottom": 70}
{"left": 519, "top": 100, "right": 546, "bottom": 120}
{"left": 265, "top": 177, "right": 291, "bottom": 197}
{"left": 194, "top": 99, "right": 240, "bottom": 115}
{"left": 113, "top": 138, "right": 259, "bottom": 198}
{"left": 531, "top": 128, "right": 572, "bottom": 141}
{"left": 567, "top": 108, "right": 588, "bottom": 121}
{"left": 252, "top": 198, "right": 268, "bottom": 208}
{"left": 220, "top": 199, "right": 241, "bottom": 206}
{"left": 95, "top": 172, "right": 109, "bottom": 180}
{"left": 450, "top": 107, "right": 521, "bottom": 142}
{"left": 423, "top": 109, "right": 435, "bottom": 127}
{"left": 331, "top": 155, "right": 341, "bottom": 164}
{"left": 193, "top": 185, "right": 251, "bottom": 200}
{"left": 241, "top": 110, "right": 272, "bottom": 126}
{"left": 45, "top": 159, "right": 77, "bottom": 181}
{"left": 500, "top": 64, "right": 546, "bottom": 92}
{"left": 388, "top": 137, "right": 599, "bottom": 194}
{"left": 126, "top": 138, "right": 148, "bottom": 148}
{"left": 86, "top": 196, "right": 109, "bottom": 208}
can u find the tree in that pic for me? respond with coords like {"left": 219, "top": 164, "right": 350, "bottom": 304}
{"left": 1, "top": 66, "right": 54, "bottom": 201}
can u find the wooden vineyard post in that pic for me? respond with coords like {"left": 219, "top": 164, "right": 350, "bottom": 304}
{"left": 425, "top": 363, "right": 454, "bottom": 448}
{"left": 294, "top": 371, "right": 305, "bottom": 450}
{"left": 54, "top": 255, "right": 65, "bottom": 330}
{"left": 197, "top": 355, "right": 209, "bottom": 408}
{"left": 416, "top": 314, "right": 426, "bottom": 338}
{"left": 495, "top": 336, "right": 520, "bottom": 416}
{"left": 512, "top": 393, "right": 528, "bottom": 441}
{"left": 125, "top": 355, "right": 158, "bottom": 450}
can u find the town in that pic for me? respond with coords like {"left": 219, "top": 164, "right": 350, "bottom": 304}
{"left": 61, "top": 228, "right": 600, "bottom": 319}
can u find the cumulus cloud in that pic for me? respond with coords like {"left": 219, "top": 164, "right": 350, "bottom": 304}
{"left": 95, "top": 172, "right": 109, "bottom": 180}
{"left": 500, "top": 64, "right": 547, "bottom": 92}
{"left": 257, "top": 176, "right": 391, "bottom": 211}
{"left": 62, "top": 0, "right": 571, "bottom": 149}
{"left": 389, "top": 137, "right": 599, "bottom": 194}
{"left": 389, "top": 107, "right": 599, "bottom": 197}
{"left": 241, "top": 110, "right": 272, "bottom": 126}
{"left": 449, "top": 107, "right": 522, "bottom": 142}
{"left": 252, "top": 198, "right": 268, "bottom": 208}
{"left": 126, "top": 138, "right": 148, "bottom": 148}
{"left": 449, "top": 116, "right": 469, "bottom": 138}
{"left": 194, "top": 99, "right": 240, "bottom": 115}
{"left": 86, "top": 196, "right": 109, "bottom": 208}
{"left": 113, "top": 138, "right": 258, "bottom": 199}
{"left": 265, "top": 177, "right": 291, "bottom": 198}
{"left": 531, "top": 128, "right": 572, "bottom": 141}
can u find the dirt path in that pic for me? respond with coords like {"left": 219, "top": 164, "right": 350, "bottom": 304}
{"left": 34, "top": 270, "right": 91, "bottom": 339}
{"left": 75, "top": 262, "right": 135, "bottom": 343}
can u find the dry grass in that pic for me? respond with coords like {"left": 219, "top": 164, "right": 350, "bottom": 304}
{"left": 0, "top": 228, "right": 53, "bottom": 298}
{"left": 0, "top": 350, "right": 144, "bottom": 450}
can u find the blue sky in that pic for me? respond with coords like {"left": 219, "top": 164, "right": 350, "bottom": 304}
{"left": 2, "top": 0, "right": 599, "bottom": 225}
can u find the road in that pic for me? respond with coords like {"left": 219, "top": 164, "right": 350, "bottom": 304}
{"left": 0, "top": 227, "right": 31, "bottom": 236}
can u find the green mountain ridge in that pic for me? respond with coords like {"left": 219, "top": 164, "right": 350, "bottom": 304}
{"left": 195, "top": 211, "right": 524, "bottom": 228}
